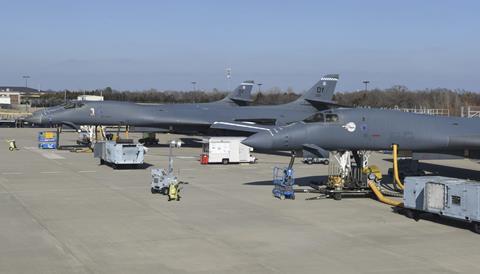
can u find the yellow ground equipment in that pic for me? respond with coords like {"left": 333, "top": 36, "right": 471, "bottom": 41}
{"left": 368, "top": 181, "right": 403, "bottom": 207}
{"left": 366, "top": 146, "right": 404, "bottom": 207}
{"left": 70, "top": 147, "right": 93, "bottom": 153}
{"left": 304, "top": 149, "right": 405, "bottom": 204}
{"left": 324, "top": 151, "right": 377, "bottom": 200}
{"left": 301, "top": 151, "right": 381, "bottom": 200}
{"left": 326, "top": 175, "right": 343, "bottom": 190}
{"left": 150, "top": 140, "right": 186, "bottom": 201}
{"left": 363, "top": 165, "right": 382, "bottom": 181}
{"left": 391, "top": 144, "right": 405, "bottom": 190}
{"left": 168, "top": 182, "right": 181, "bottom": 201}
{"left": 6, "top": 139, "right": 18, "bottom": 151}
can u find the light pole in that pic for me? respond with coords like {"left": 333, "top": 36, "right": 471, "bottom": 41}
{"left": 22, "top": 75, "right": 30, "bottom": 88}
{"left": 191, "top": 81, "right": 197, "bottom": 92}
{"left": 257, "top": 83, "right": 263, "bottom": 92}
{"left": 362, "top": 80, "right": 370, "bottom": 92}
{"left": 168, "top": 140, "right": 182, "bottom": 174}
{"left": 226, "top": 68, "right": 231, "bottom": 91}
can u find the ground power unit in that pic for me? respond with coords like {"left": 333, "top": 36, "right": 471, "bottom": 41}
{"left": 404, "top": 176, "right": 480, "bottom": 233}
{"left": 94, "top": 141, "right": 146, "bottom": 168}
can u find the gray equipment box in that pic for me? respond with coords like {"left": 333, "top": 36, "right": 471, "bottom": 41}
{"left": 94, "top": 141, "right": 145, "bottom": 166}
{"left": 150, "top": 168, "right": 178, "bottom": 194}
{"left": 404, "top": 176, "right": 480, "bottom": 231}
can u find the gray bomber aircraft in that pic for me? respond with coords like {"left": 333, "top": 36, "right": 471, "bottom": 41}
{"left": 241, "top": 107, "right": 480, "bottom": 159}
{"left": 27, "top": 80, "right": 255, "bottom": 126}
{"left": 27, "top": 74, "right": 341, "bottom": 136}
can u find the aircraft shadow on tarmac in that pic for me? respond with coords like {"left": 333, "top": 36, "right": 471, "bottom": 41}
{"left": 100, "top": 162, "right": 153, "bottom": 170}
{"left": 246, "top": 169, "right": 478, "bottom": 232}
{"left": 244, "top": 175, "right": 329, "bottom": 187}
{"left": 383, "top": 158, "right": 480, "bottom": 180}
{"left": 146, "top": 137, "right": 203, "bottom": 148}
{"left": 393, "top": 206, "right": 475, "bottom": 233}
{"left": 418, "top": 162, "right": 480, "bottom": 180}
{"left": 254, "top": 151, "right": 294, "bottom": 157}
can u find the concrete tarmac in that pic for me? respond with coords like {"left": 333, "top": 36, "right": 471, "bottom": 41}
{"left": 1, "top": 128, "right": 480, "bottom": 273}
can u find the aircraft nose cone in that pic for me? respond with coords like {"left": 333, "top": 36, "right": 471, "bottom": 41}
{"left": 242, "top": 132, "right": 273, "bottom": 150}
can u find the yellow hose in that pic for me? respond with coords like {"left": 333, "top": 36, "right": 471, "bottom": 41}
{"left": 392, "top": 144, "right": 405, "bottom": 190}
{"left": 368, "top": 181, "right": 403, "bottom": 207}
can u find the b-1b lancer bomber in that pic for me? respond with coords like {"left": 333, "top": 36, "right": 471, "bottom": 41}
{"left": 27, "top": 74, "right": 341, "bottom": 136}
{"left": 242, "top": 107, "right": 480, "bottom": 159}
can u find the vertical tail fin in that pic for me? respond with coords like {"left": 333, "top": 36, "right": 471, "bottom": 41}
{"left": 219, "top": 80, "right": 254, "bottom": 106}
{"left": 292, "top": 74, "right": 339, "bottom": 108}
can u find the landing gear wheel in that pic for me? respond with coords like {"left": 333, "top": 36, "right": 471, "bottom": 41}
{"left": 222, "top": 159, "right": 229, "bottom": 165}
{"left": 323, "top": 160, "right": 329, "bottom": 165}
{"left": 9, "top": 147, "right": 14, "bottom": 151}
{"left": 307, "top": 160, "right": 313, "bottom": 165}
{"left": 472, "top": 222, "right": 480, "bottom": 234}
{"left": 151, "top": 188, "right": 157, "bottom": 194}
{"left": 333, "top": 192, "right": 342, "bottom": 201}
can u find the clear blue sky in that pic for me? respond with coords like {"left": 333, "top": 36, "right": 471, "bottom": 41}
{"left": 1, "top": 0, "right": 479, "bottom": 92}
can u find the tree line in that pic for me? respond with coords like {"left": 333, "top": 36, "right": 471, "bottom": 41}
{"left": 333, "top": 86, "right": 480, "bottom": 116}
{"left": 33, "top": 86, "right": 480, "bottom": 116}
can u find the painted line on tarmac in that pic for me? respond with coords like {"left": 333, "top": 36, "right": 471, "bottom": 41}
{"left": 40, "top": 152, "right": 65, "bottom": 160}
{"left": 1, "top": 172, "right": 23, "bottom": 175}
{"left": 145, "top": 154, "right": 197, "bottom": 159}
{"left": 40, "top": 171, "right": 62, "bottom": 174}
{"left": 24, "top": 147, "right": 65, "bottom": 160}
{"left": 78, "top": 170, "right": 97, "bottom": 173}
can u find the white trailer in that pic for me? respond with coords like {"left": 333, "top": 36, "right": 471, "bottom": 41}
{"left": 202, "top": 137, "right": 256, "bottom": 164}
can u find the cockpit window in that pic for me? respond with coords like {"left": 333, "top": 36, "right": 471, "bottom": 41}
{"left": 303, "top": 113, "right": 324, "bottom": 123}
{"left": 325, "top": 114, "right": 339, "bottom": 122}
{"left": 64, "top": 102, "right": 84, "bottom": 109}
{"left": 64, "top": 102, "right": 75, "bottom": 109}
{"left": 303, "top": 113, "right": 339, "bottom": 123}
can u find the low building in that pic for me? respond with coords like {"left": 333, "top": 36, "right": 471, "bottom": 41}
{"left": 0, "top": 94, "right": 12, "bottom": 105}
{"left": 77, "top": 95, "right": 104, "bottom": 101}
{"left": 0, "top": 86, "right": 46, "bottom": 110}
{"left": 0, "top": 91, "right": 21, "bottom": 105}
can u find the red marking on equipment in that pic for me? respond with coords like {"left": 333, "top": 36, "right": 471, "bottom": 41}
{"left": 372, "top": 134, "right": 381, "bottom": 138}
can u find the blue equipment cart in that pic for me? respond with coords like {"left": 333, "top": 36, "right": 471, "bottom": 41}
{"left": 272, "top": 167, "right": 295, "bottom": 200}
